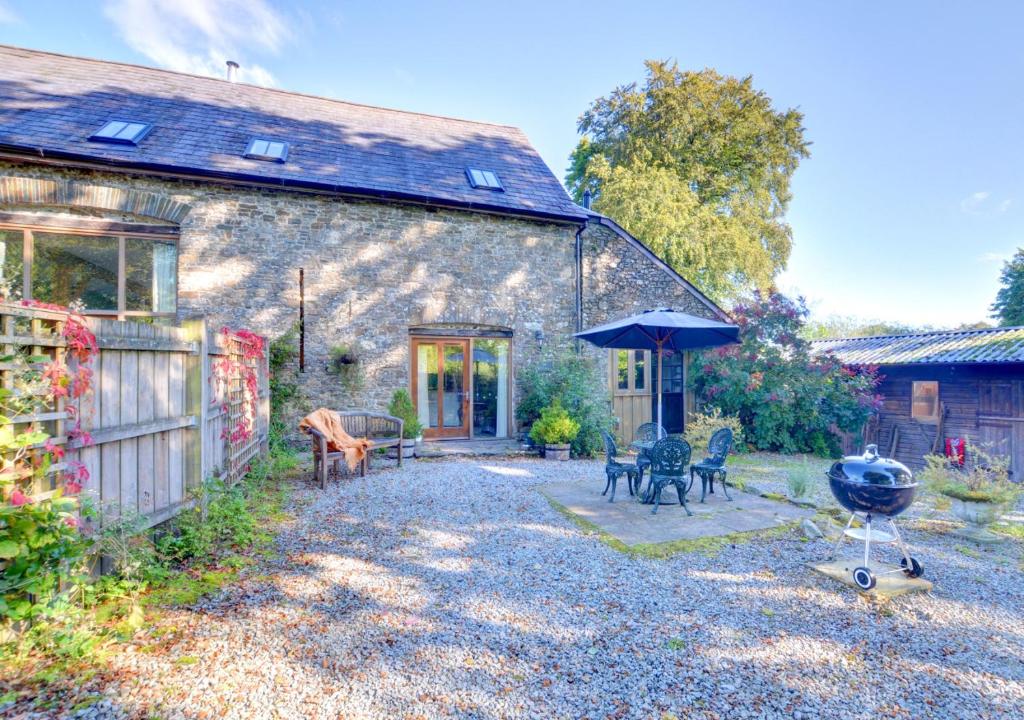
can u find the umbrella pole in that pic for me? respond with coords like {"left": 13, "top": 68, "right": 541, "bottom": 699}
{"left": 657, "top": 341, "right": 664, "bottom": 431}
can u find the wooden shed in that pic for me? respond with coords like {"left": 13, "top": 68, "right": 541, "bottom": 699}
{"left": 812, "top": 326, "right": 1024, "bottom": 476}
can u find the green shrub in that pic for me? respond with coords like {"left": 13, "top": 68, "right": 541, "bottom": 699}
{"left": 387, "top": 388, "right": 423, "bottom": 439}
{"left": 684, "top": 409, "right": 744, "bottom": 458}
{"left": 786, "top": 458, "right": 814, "bottom": 499}
{"left": 516, "top": 354, "right": 612, "bottom": 457}
{"left": 529, "top": 400, "right": 581, "bottom": 446}
{"left": 268, "top": 323, "right": 302, "bottom": 453}
{"left": 920, "top": 443, "right": 1021, "bottom": 505}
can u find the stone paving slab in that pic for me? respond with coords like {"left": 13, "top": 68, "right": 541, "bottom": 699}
{"left": 811, "top": 559, "right": 933, "bottom": 598}
{"left": 539, "top": 479, "right": 814, "bottom": 546}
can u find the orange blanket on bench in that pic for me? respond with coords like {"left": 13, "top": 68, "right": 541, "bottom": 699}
{"left": 299, "top": 408, "right": 374, "bottom": 471}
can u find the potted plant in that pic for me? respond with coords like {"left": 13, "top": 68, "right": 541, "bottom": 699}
{"left": 387, "top": 389, "right": 422, "bottom": 460}
{"left": 920, "top": 443, "right": 1021, "bottom": 542}
{"left": 529, "top": 399, "right": 580, "bottom": 461}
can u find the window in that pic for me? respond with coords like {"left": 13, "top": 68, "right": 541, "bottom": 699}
{"left": 90, "top": 120, "right": 152, "bottom": 145}
{"left": 912, "top": 381, "right": 939, "bottom": 422}
{"left": 611, "top": 349, "right": 650, "bottom": 394}
{"left": 245, "top": 138, "right": 289, "bottom": 162}
{"left": 0, "top": 221, "right": 177, "bottom": 320}
{"left": 466, "top": 168, "right": 503, "bottom": 191}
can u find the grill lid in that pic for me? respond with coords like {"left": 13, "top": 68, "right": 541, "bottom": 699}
{"left": 827, "top": 444, "right": 914, "bottom": 487}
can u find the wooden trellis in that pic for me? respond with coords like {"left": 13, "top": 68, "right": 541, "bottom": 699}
{"left": 0, "top": 302, "right": 268, "bottom": 527}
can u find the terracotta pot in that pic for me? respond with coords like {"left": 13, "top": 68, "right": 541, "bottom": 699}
{"left": 545, "top": 443, "right": 571, "bottom": 461}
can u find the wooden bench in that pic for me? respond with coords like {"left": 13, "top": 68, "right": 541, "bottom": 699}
{"left": 305, "top": 410, "right": 404, "bottom": 489}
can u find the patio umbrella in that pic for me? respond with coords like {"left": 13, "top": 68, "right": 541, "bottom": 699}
{"left": 574, "top": 308, "right": 740, "bottom": 430}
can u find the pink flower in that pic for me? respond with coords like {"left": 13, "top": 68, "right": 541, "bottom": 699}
{"left": 10, "top": 488, "right": 30, "bottom": 506}
{"left": 64, "top": 480, "right": 83, "bottom": 495}
{"left": 64, "top": 515, "right": 80, "bottom": 529}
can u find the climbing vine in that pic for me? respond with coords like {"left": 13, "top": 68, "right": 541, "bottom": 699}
{"left": 0, "top": 300, "right": 98, "bottom": 624}
{"left": 211, "top": 327, "right": 266, "bottom": 445}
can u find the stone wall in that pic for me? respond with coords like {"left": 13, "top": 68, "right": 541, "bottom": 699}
{"left": 580, "top": 221, "right": 722, "bottom": 377}
{"left": 0, "top": 162, "right": 722, "bottom": 434}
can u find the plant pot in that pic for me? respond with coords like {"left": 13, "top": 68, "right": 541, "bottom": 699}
{"left": 388, "top": 439, "right": 417, "bottom": 460}
{"left": 544, "top": 443, "right": 571, "bottom": 461}
{"left": 950, "top": 497, "right": 1005, "bottom": 543}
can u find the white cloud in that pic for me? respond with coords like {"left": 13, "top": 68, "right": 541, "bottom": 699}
{"left": 960, "top": 190, "right": 1014, "bottom": 215}
{"left": 960, "top": 190, "right": 990, "bottom": 214}
{"left": 0, "top": 2, "right": 19, "bottom": 24}
{"left": 103, "top": 0, "right": 293, "bottom": 87}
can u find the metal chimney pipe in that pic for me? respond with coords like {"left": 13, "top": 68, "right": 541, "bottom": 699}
{"left": 582, "top": 189, "right": 592, "bottom": 209}
{"left": 226, "top": 60, "right": 239, "bottom": 82}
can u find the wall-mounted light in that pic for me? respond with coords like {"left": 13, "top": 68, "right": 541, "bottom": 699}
{"left": 534, "top": 328, "right": 545, "bottom": 346}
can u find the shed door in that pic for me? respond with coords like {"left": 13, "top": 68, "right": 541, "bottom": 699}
{"left": 977, "top": 380, "right": 1024, "bottom": 479}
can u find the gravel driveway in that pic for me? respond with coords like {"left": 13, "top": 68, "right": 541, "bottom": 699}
{"left": 64, "top": 457, "right": 1024, "bottom": 719}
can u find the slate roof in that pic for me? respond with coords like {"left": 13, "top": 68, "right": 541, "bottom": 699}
{"left": 0, "top": 45, "right": 586, "bottom": 222}
{"left": 811, "top": 326, "right": 1024, "bottom": 366}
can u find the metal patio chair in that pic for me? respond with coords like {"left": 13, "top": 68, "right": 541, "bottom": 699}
{"left": 601, "top": 431, "right": 640, "bottom": 503}
{"left": 648, "top": 436, "right": 693, "bottom": 515}
{"left": 690, "top": 427, "right": 734, "bottom": 502}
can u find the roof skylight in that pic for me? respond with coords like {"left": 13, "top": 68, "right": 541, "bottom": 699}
{"left": 466, "top": 168, "right": 503, "bottom": 191}
{"left": 90, "top": 120, "right": 152, "bottom": 145}
{"left": 245, "top": 138, "right": 289, "bottom": 163}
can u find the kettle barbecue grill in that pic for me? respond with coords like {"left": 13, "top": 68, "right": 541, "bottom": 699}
{"left": 827, "top": 444, "right": 924, "bottom": 590}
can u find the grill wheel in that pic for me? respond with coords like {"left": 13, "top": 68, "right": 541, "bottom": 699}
{"left": 853, "top": 566, "right": 877, "bottom": 590}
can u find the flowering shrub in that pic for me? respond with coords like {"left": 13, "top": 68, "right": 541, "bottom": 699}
{"left": 211, "top": 327, "right": 266, "bottom": 445}
{"left": 0, "top": 301, "right": 98, "bottom": 625}
{"left": 691, "top": 291, "right": 881, "bottom": 455}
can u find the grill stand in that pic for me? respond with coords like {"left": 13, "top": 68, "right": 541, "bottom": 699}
{"left": 829, "top": 512, "right": 924, "bottom": 590}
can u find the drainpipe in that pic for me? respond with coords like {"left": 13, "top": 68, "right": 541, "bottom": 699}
{"left": 574, "top": 220, "right": 587, "bottom": 353}
{"left": 575, "top": 191, "right": 593, "bottom": 353}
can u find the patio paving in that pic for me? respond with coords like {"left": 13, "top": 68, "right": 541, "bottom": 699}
{"left": 539, "top": 479, "right": 814, "bottom": 545}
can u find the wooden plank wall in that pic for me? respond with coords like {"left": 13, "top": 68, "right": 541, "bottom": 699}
{"left": 0, "top": 303, "right": 268, "bottom": 530}
{"left": 866, "top": 365, "right": 1024, "bottom": 476}
{"left": 76, "top": 317, "right": 196, "bottom": 527}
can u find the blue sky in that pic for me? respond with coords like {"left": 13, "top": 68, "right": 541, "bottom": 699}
{"left": 1, "top": 0, "right": 1021, "bottom": 328}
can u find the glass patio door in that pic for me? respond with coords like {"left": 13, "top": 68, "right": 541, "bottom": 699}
{"left": 413, "top": 338, "right": 471, "bottom": 439}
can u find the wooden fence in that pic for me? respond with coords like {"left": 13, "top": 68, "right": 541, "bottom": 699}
{"left": 0, "top": 303, "right": 269, "bottom": 528}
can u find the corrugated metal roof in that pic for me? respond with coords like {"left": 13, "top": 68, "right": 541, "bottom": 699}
{"left": 811, "top": 326, "right": 1024, "bottom": 365}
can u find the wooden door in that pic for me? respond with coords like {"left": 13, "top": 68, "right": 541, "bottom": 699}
{"left": 978, "top": 379, "right": 1024, "bottom": 478}
{"left": 609, "top": 349, "right": 652, "bottom": 445}
{"left": 412, "top": 338, "right": 471, "bottom": 439}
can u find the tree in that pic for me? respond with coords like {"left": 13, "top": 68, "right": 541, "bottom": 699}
{"left": 691, "top": 291, "right": 881, "bottom": 455}
{"left": 801, "top": 315, "right": 930, "bottom": 340}
{"left": 567, "top": 61, "right": 810, "bottom": 301}
{"left": 991, "top": 248, "right": 1024, "bottom": 326}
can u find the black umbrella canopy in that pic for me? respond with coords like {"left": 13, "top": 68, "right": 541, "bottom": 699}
{"left": 574, "top": 308, "right": 740, "bottom": 351}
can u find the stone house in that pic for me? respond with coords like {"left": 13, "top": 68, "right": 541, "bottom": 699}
{"left": 0, "top": 45, "right": 727, "bottom": 443}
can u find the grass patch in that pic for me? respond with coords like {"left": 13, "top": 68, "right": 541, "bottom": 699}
{"left": 992, "top": 523, "right": 1024, "bottom": 541}
{"left": 955, "top": 545, "right": 982, "bottom": 559}
{"left": 543, "top": 494, "right": 798, "bottom": 559}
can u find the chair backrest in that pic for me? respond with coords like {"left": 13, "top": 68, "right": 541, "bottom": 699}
{"left": 635, "top": 422, "right": 667, "bottom": 443}
{"left": 602, "top": 431, "right": 619, "bottom": 463}
{"left": 650, "top": 436, "right": 691, "bottom": 478}
{"left": 705, "top": 427, "right": 734, "bottom": 465}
